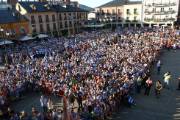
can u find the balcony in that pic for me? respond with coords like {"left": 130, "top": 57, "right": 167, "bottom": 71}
{"left": 154, "top": 10, "right": 176, "bottom": 15}
{"left": 125, "top": 20, "right": 131, "bottom": 22}
{"left": 134, "top": 12, "right": 139, "bottom": 15}
{"left": 127, "top": 12, "right": 131, "bottom": 15}
{"left": 144, "top": 10, "right": 154, "bottom": 14}
{"left": 144, "top": 18, "right": 153, "bottom": 22}
{"left": 144, "top": 17, "right": 176, "bottom": 22}
{"left": 132, "top": 20, "right": 138, "bottom": 23}
{"left": 153, "top": 2, "right": 176, "bottom": 7}
{"left": 145, "top": 4, "right": 152, "bottom": 7}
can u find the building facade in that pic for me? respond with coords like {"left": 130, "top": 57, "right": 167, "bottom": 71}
{"left": 143, "top": 0, "right": 179, "bottom": 27}
{"left": 95, "top": 0, "right": 142, "bottom": 27}
{"left": 16, "top": 1, "right": 88, "bottom": 36}
{"left": 0, "top": 5, "right": 29, "bottom": 40}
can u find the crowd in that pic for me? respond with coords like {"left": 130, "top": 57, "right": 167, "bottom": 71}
{"left": 0, "top": 27, "right": 179, "bottom": 120}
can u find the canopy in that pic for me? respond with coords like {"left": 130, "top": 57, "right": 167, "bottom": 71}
{"left": 0, "top": 40, "right": 13, "bottom": 46}
{"left": 38, "top": 34, "right": 48, "bottom": 38}
{"left": 19, "top": 35, "right": 34, "bottom": 41}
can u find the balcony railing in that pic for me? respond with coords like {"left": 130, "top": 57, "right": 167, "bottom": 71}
{"left": 154, "top": 10, "right": 176, "bottom": 15}
{"left": 134, "top": 13, "right": 139, "bottom": 15}
{"left": 144, "top": 18, "right": 176, "bottom": 22}
{"left": 154, "top": 2, "right": 176, "bottom": 7}
{"left": 125, "top": 20, "right": 131, "bottom": 22}
{"left": 145, "top": 10, "right": 176, "bottom": 15}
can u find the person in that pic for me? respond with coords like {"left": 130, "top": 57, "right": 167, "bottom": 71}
{"left": 163, "top": 72, "right": 171, "bottom": 89}
{"left": 155, "top": 80, "right": 163, "bottom": 98}
{"left": 47, "top": 98, "right": 53, "bottom": 111}
{"left": 144, "top": 77, "right": 153, "bottom": 96}
{"left": 40, "top": 95, "right": 48, "bottom": 113}
{"left": 156, "top": 60, "right": 161, "bottom": 75}
{"left": 136, "top": 76, "right": 142, "bottom": 93}
{"left": 176, "top": 77, "right": 180, "bottom": 90}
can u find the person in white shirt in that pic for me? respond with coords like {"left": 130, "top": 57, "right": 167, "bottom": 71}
{"left": 163, "top": 71, "right": 171, "bottom": 89}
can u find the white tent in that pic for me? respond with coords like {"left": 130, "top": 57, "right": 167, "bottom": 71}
{"left": 38, "top": 34, "right": 48, "bottom": 38}
{"left": 19, "top": 36, "right": 34, "bottom": 41}
{"left": 0, "top": 40, "right": 13, "bottom": 46}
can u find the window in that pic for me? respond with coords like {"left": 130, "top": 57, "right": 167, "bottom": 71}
{"left": 134, "top": 8, "right": 137, "bottom": 14}
{"left": 59, "top": 14, "right": 62, "bottom": 20}
{"left": 46, "top": 24, "right": 50, "bottom": 31}
{"left": 53, "top": 23, "right": 56, "bottom": 31}
{"left": 169, "top": 8, "right": 172, "bottom": 11}
{"left": 60, "top": 22, "right": 63, "bottom": 28}
{"left": 118, "top": 9, "right": 121, "bottom": 14}
{"left": 64, "top": 13, "right": 67, "bottom": 20}
{"left": 65, "top": 21, "right": 68, "bottom": 28}
{"left": 161, "top": 8, "right": 164, "bottom": 12}
{"left": 69, "top": 21, "right": 72, "bottom": 27}
{"left": 31, "top": 15, "right": 35, "bottom": 24}
{"left": 32, "top": 25, "right": 36, "bottom": 33}
{"left": 126, "top": 9, "right": 130, "bottom": 15}
{"left": 107, "top": 9, "right": 109, "bottom": 13}
{"left": 73, "top": 12, "right": 76, "bottom": 19}
{"left": 38, "top": 15, "right": 43, "bottom": 23}
{"left": 46, "top": 15, "right": 49, "bottom": 22}
{"left": 112, "top": 9, "right": 115, "bottom": 14}
{"left": 40, "top": 24, "right": 44, "bottom": 33}
{"left": 20, "top": 27, "right": 25, "bottom": 34}
{"left": 153, "top": 8, "right": 156, "bottom": 12}
{"left": 52, "top": 14, "right": 55, "bottom": 22}
{"left": 126, "top": 17, "right": 129, "bottom": 20}
{"left": 134, "top": 16, "right": 137, "bottom": 21}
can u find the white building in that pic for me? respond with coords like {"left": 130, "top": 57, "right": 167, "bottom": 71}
{"left": 123, "top": 2, "right": 143, "bottom": 27}
{"left": 143, "top": 0, "right": 179, "bottom": 27}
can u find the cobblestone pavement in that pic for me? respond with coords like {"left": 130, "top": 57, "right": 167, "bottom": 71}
{"left": 12, "top": 49, "right": 180, "bottom": 120}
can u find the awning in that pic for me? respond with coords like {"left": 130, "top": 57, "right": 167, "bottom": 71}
{"left": 19, "top": 36, "right": 34, "bottom": 41}
{"left": 83, "top": 24, "right": 105, "bottom": 28}
{"left": 38, "top": 34, "right": 48, "bottom": 38}
{"left": 0, "top": 40, "right": 13, "bottom": 46}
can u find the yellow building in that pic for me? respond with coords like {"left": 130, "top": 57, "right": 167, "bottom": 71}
{"left": 16, "top": 1, "right": 88, "bottom": 36}
{"left": 0, "top": 8, "right": 29, "bottom": 40}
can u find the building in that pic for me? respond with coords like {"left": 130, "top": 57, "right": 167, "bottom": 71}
{"left": 95, "top": 0, "right": 142, "bottom": 27}
{"left": 143, "top": 0, "right": 179, "bottom": 27}
{"left": 175, "top": 0, "right": 180, "bottom": 26}
{"left": 0, "top": 5, "right": 29, "bottom": 40}
{"left": 16, "top": 0, "right": 88, "bottom": 36}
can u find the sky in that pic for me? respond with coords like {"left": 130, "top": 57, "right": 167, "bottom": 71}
{"left": 72, "top": 0, "right": 142, "bottom": 8}
{"left": 1, "top": 0, "right": 141, "bottom": 8}
{"left": 71, "top": 0, "right": 112, "bottom": 8}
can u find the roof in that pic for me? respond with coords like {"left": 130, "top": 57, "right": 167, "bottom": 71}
{"left": 65, "top": 5, "right": 88, "bottom": 12}
{"left": 79, "top": 4, "right": 94, "bottom": 12}
{"left": 98, "top": 0, "right": 142, "bottom": 8}
{"left": 18, "top": 1, "right": 55, "bottom": 13}
{"left": 18, "top": 1, "right": 88, "bottom": 13}
{"left": 0, "top": 9, "right": 27, "bottom": 24}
